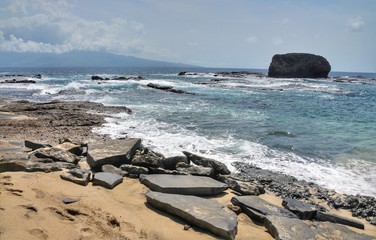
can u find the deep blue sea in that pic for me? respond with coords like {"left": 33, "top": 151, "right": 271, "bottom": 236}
{"left": 1, "top": 67, "right": 375, "bottom": 197}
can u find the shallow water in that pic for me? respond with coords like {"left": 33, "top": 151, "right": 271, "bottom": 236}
{"left": 1, "top": 67, "right": 375, "bottom": 196}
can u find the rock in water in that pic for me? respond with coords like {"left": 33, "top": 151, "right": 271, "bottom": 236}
{"left": 268, "top": 53, "right": 331, "bottom": 78}
{"left": 146, "top": 191, "right": 238, "bottom": 240}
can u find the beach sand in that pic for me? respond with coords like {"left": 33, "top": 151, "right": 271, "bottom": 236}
{"left": 0, "top": 100, "right": 375, "bottom": 239}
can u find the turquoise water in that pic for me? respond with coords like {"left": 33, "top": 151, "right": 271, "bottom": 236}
{"left": 1, "top": 67, "right": 375, "bottom": 196}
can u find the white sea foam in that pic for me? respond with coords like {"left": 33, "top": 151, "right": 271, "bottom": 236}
{"left": 93, "top": 112, "right": 376, "bottom": 197}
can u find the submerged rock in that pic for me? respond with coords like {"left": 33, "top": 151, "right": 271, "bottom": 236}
{"left": 139, "top": 174, "right": 228, "bottom": 196}
{"left": 268, "top": 53, "right": 331, "bottom": 78}
{"left": 146, "top": 191, "right": 238, "bottom": 240}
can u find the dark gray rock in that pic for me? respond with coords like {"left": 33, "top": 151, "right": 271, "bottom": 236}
{"left": 24, "top": 140, "right": 52, "bottom": 151}
{"left": 33, "top": 147, "right": 80, "bottom": 164}
{"left": 183, "top": 151, "right": 230, "bottom": 175}
{"left": 315, "top": 211, "right": 364, "bottom": 229}
{"left": 86, "top": 138, "right": 141, "bottom": 169}
{"left": 60, "top": 168, "right": 91, "bottom": 186}
{"left": 91, "top": 75, "right": 104, "bottom": 80}
{"left": 146, "top": 191, "right": 238, "bottom": 240}
{"left": 131, "top": 150, "right": 165, "bottom": 168}
{"left": 92, "top": 172, "right": 123, "bottom": 189}
{"left": 63, "top": 197, "right": 80, "bottom": 204}
{"left": 282, "top": 197, "right": 319, "bottom": 220}
{"left": 120, "top": 164, "right": 148, "bottom": 178}
{"left": 102, "top": 164, "right": 127, "bottom": 177}
{"left": 162, "top": 156, "right": 189, "bottom": 170}
{"left": 231, "top": 196, "right": 297, "bottom": 222}
{"left": 140, "top": 174, "right": 228, "bottom": 196}
{"left": 176, "top": 165, "right": 215, "bottom": 177}
{"left": 268, "top": 53, "right": 331, "bottom": 78}
{"left": 147, "top": 83, "right": 193, "bottom": 94}
{"left": 265, "top": 215, "right": 316, "bottom": 240}
{"left": 265, "top": 215, "right": 374, "bottom": 240}
{"left": 312, "top": 221, "right": 374, "bottom": 240}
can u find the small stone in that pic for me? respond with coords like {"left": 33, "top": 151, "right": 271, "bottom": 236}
{"left": 63, "top": 197, "right": 80, "bottom": 204}
{"left": 92, "top": 172, "right": 123, "bottom": 189}
{"left": 183, "top": 224, "right": 191, "bottom": 231}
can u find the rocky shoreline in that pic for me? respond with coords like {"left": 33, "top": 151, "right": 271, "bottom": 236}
{"left": 1, "top": 99, "right": 375, "bottom": 239}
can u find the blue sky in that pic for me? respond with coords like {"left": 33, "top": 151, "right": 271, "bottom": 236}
{"left": 0, "top": 0, "right": 375, "bottom": 72}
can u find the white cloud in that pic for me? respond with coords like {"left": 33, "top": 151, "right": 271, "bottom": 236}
{"left": 347, "top": 16, "right": 365, "bottom": 32}
{"left": 272, "top": 38, "right": 284, "bottom": 46}
{"left": 0, "top": 0, "right": 151, "bottom": 56}
{"left": 245, "top": 36, "right": 257, "bottom": 44}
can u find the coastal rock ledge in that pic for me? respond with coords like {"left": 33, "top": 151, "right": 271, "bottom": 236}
{"left": 268, "top": 53, "right": 331, "bottom": 78}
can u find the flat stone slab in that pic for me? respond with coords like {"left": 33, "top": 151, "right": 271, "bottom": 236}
{"left": 265, "top": 215, "right": 316, "bottom": 240}
{"left": 231, "top": 196, "right": 297, "bottom": 222}
{"left": 139, "top": 174, "right": 228, "bottom": 196}
{"left": 86, "top": 138, "right": 141, "bottom": 169}
{"left": 92, "top": 172, "right": 123, "bottom": 189}
{"left": 315, "top": 211, "right": 364, "bottom": 229}
{"left": 146, "top": 191, "right": 237, "bottom": 240}
{"left": 265, "top": 215, "right": 373, "bottom": 240}
{"left": 282, "top": 197, "right": 319, "bottom": 220}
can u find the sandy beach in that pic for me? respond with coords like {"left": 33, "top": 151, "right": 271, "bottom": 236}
{"left": 0, "top": 100, "right": 375, "bottom": 240}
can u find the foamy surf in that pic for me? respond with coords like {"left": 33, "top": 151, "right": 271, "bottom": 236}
{"left": 92, "top": 112, "right": 376, "bottom": 197}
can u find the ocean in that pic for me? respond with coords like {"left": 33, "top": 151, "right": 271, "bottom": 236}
{"left": 1, "top": 67, "right": 375, "bottom": 197}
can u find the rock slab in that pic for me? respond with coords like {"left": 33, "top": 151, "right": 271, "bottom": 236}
{"left": 139, "top": 174, "right": 228, "bottom": 196}
{"left": 315, "top": 211, "right": 365, "bottom": 230}
{"left": 231, "top": 196, "right": 297, "bottom": 222}
{"left": 146, "top": 191, "right": 238, "bottom": 240}
{"left": 92, "top": 172, "right": 123, "bottom": 189}
{"left": 265, "top": 215, "right": 373, "bottom": 240}
{"left": 268, "top": 53, "right": 331, "bottom": 78}
{"left": 86, "top": 138, "right": 141, "bottom": 169}
{"left": 282, "top": 197, "right": 319, "bottom": 220}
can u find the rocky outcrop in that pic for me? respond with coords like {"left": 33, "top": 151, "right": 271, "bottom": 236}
{"left": 231, "top": 162, "right": 376, "bottom": 224}
{"left": 139, "top": 174, "right": 228, "bottom": 196}
{"left": 146, "top": 191, "right": 238, "bottom": 240}
{"left": 268, "top": 53, "right": 331, "bottom": 78}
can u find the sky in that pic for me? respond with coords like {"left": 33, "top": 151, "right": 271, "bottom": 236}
{"left": 0, "top": 0, "right": 375, "bottom": 72}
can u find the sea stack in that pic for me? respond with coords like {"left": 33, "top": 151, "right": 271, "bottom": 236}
{"left": 268, "top": 53, "right": 331, "bottom": 78}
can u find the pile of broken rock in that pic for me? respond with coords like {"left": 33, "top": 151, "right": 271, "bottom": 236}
{"left": 0, "top": 138, "right": 373, "bottom": 240}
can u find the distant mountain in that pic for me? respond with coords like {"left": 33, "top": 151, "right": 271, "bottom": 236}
{"left": 0, "top": 51, "right": 198, "bottom": 68}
